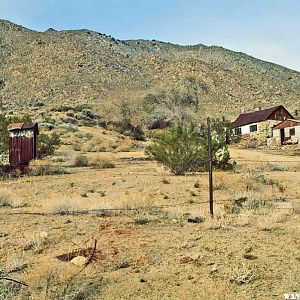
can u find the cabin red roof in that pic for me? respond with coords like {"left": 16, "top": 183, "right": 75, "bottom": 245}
{"left": 273, "top": 119, "right": 300, "bottom": 130}
{"left": 232, "top": 105, "right": 293, "bottom": 127}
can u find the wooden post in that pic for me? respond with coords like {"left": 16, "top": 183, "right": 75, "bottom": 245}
{"left": 207, "top": 117, "right": 214, "bottom": 216}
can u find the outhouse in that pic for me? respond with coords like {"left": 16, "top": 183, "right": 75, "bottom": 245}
{"left": 8, "top": 123, "right": 39, "bottom": 170}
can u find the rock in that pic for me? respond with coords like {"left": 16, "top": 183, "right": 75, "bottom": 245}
{"left": 243, "top": 254, "right": 258, "bottom": 260}
{"left": 244, "top": 246, "right": 253, "bottom": 253}
{"left": 39, "top": 231, "right": 48, "bottom": 239}
{"left": 70, "top": 256, "right": 88, "bottom": 267}
{"left": 210, "top": 264, "right": 218, "bottom": 273}
{"left": 187, "top": 216, "right": 205, "bottom": 223}
{"left": 32, "top": 100, "right": 44, "bottom": 107}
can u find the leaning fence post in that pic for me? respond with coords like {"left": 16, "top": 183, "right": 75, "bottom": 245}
{"left": 207, "top": 117, "right": 214, "bottom": 216}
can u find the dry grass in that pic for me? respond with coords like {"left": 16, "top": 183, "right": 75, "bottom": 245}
{"left": 89, "top": 156, "right": 115, "bottom": 169}
{"left": 29, "top": 160, "right": 69, "bottom": 176}
{"left": 0, "top": 146, "right": 299, "bottom": 299}
{"left": 230, "top": 263, "right": 259, "bottom": 285}
{"left": 23, "top": 232, "right": 49, "bottom": 253}
{"left": 44, "top": 198, "right": 82, "bottom": 214}
{"left": 0, "top": 190, "right": 26, "bottom": 208}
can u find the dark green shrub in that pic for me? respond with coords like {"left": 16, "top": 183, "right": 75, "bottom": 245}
{"left": 37, "top": 133, "right": 60, "bottom": 158}
{"left": 146, "top": 122, "right": 231, "bottom": 175}
{"left": 145, "top": 123, "right": 206, "bottom": 175}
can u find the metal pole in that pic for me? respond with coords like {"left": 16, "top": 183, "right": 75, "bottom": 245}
{"left": 207, "top": 117, "right": 214, "bottom": 216}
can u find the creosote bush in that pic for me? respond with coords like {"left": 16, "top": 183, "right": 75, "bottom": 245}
{"left": 145, "top": 122, "right": 231, "bottom": 175}
{"left": 146, "top": 123, "right": 205, "bottom": 175}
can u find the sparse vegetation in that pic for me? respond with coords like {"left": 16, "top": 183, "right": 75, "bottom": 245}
{"left": 0, "top": 190, "right": 12, "bottom": 207}
{"left": 74, "top": 154, "right": 89, "bottom": 167}
{"left": 0, "top": 20, "right": 299, "bottom": 300}
{"left": 29, "top": 161, "right": 69, "bottom": 176}
{"left": 89, "top": 157, "right": 115, "bottom": 169}
{"left": 37, "top": 132, "right": 61, "bottom": 158}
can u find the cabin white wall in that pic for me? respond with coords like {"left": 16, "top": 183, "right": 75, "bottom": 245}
{"left": 297, "top": 126, "right": 300, "bottom": 137}
{"left": 283, "top": 126, "right": 300, "bottom": 138}
{"left": 240, "top": 122, "right": 258, "bottom": 135}
{"left": 273, "top": 129, "right": 280, "bottom": 138}
{"left": 273, "top": 125, "right": 300, "bottom": 140}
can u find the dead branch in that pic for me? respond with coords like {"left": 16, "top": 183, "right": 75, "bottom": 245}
{"left": 0, "top": 276, "right": 28, "bottom": 286}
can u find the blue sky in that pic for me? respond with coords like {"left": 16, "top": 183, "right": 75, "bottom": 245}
{"left": 1, "top": 0, "right": 299, "bottom": 71}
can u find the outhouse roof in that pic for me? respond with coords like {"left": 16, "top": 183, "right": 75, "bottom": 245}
{"left": 8, "top": 122, "right": 39, "bottom": 133}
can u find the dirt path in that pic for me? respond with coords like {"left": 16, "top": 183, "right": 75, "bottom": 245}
{"left": 230, "top": 147, "right": 300, "bottom": 163}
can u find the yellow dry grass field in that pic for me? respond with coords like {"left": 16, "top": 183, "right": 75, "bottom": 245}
{"left": 0, "top": 129, "right": 299, "bottom": 299}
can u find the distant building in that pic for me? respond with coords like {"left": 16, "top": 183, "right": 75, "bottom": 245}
{"left": 8, "top": 123, "right": 39, "bottom": 171}
{"left": 232, "top": 105, "right": 294, "bottom": 146}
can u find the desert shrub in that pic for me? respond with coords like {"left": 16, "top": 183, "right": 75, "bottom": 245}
{"left": 39, "top": 121, "right": 56, "bottom": 131}
{"left": 84, "top": 133, "right": 93, "bottom": 140}
{"left": 0, "top": 190, "right": 25, "bottom": 207}
{"left": 29, "top": 163, "right": 69, "bottom": 176}
{"left": 115, "top": 100, "right": 145, "bottom": 141}
{"left": 146, "top": 122, "right": 231, "bottom": 175}
{"left": 89, "top": 157, "right": 115, "bottom": 169}
{"left": 225, "top": 192, "right": 267, "bottom": 213}
{"left": 37, "top": 132, "right": 60, "bottom": 158}
{"left": 0, "top": 191, "right": 12, "bottom": 207}
{"left": 146, "top": 123, "right": 205, "bottom": 175}
{"left": 59, "top": 123, "right": 78, "bottom": 132}
{"left": 73, "top": 143, "right": 82, "bottom": 151}
{"left": 230, "top": 263, "right": 258, "bottom": 285}
{"left": 23, "top": 232, "right": 49, "bottom": 253}
{"left": 74, "top": 155, "right": 88, "bottom": 167}
{"left": 46, "top": 198, "right": 80, "bottom": 215}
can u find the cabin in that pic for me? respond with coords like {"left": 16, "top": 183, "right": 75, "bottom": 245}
{"left": 232, "top": 105, "right": 294, "bottom": 145}
{"left": 272, "top": 119, "right": 300, "bottom": 146}
{"left": 8, "top": 123, "right": 39, "bottom": 171}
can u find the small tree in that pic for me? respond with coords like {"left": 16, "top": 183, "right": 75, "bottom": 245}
{"left": 0, "top": 105, "right": 32, "bottom": 153}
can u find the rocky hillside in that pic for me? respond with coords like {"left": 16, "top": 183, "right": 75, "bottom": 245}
{"left": 0, "top": 19, "right": 299, "bottom": 120}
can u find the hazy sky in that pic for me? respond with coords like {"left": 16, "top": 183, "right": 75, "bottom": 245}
{"left": 1, "top": 0, "right": 299, "bottom": 71}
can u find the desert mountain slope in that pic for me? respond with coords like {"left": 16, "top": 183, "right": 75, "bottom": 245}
{"left": 0, "top": 19, "right": 299, "bottom": 119}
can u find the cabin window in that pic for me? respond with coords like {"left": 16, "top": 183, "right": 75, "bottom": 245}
{"left": 290, "top": 128, "right": 295, "bottom": 136}
{"left": 235, "top": 127, "right": 242, "bottom": 135}
{"left": 249, "top": 124, "right": 258, "bottom": 132}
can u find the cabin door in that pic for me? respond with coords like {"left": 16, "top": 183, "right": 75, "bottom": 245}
{"left": 280, "top": 128, "right": 285, "bottom": 145}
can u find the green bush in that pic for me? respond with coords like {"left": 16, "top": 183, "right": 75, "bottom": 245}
{"left": 145, "top": 122, "right": 231, "bottom": 175}
{"left": 72, "top": 143, "right": 82, "bottom": 151}
{"left": 37, "top": 132, "right": 60, "bottom": 158}
{"left": 145, "top": 123, "right": 207, "bottom": 175}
